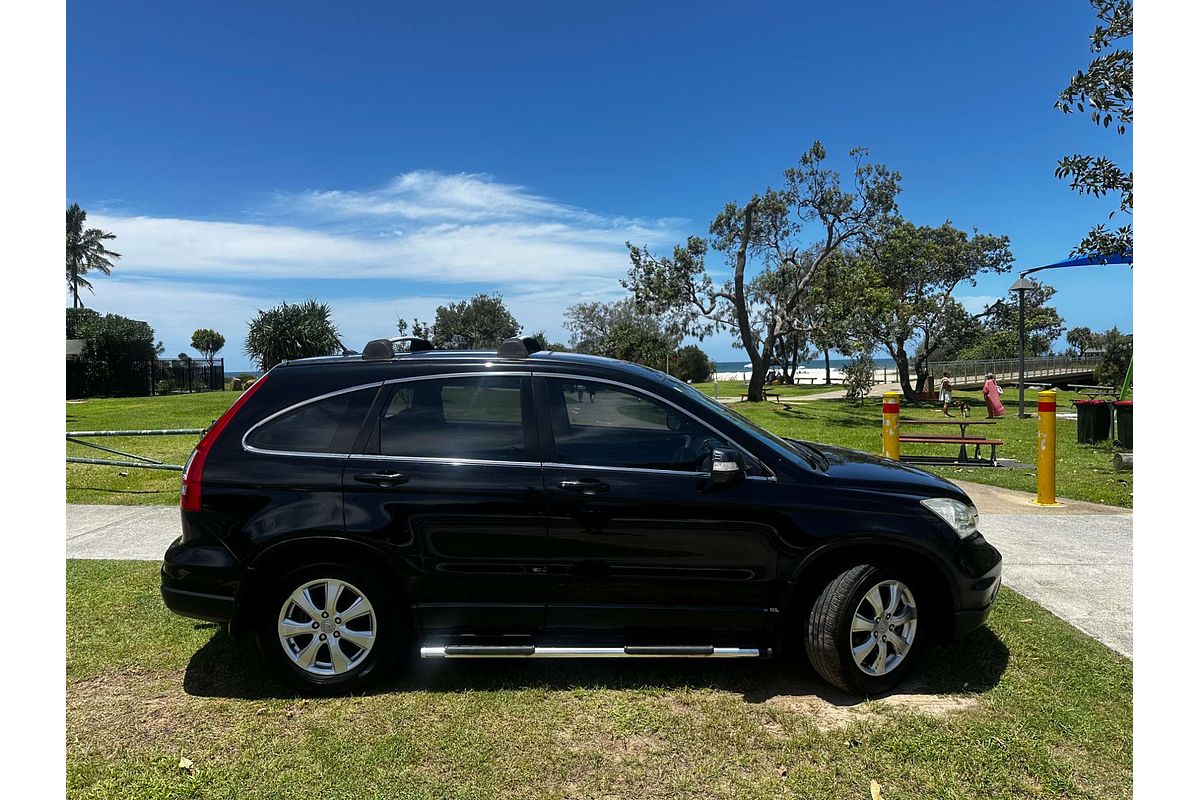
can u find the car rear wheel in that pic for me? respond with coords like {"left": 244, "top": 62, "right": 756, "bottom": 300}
{"left": 804, "top": 564, "right": 922, "bottom": 694}
{"left": 256, "top": 564, "right": 400, "bottom": 693}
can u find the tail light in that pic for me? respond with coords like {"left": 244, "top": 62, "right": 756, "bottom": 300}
{"left": 180, "top": 372, "right": 270, "bottom": 512}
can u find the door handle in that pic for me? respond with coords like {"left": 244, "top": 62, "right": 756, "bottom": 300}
{"left": 558, "top": 479, "right": 609, "bottom": 495}
{"left": 354, "top": 471, "right": 410, "bottom": 487}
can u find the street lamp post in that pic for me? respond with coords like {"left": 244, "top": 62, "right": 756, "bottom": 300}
{"left": 1010, "top": 277, "right": 1037, "bottom": 418}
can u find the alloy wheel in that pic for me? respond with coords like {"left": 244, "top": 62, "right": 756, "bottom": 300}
{"left": 849, "top": 579, "right": 918, "bottom": 677}
{"left": 277, "top": 578, "right": 377, "bottom": 676}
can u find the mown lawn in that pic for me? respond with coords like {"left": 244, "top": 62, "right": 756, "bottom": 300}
{"left": 66, "top": 393, "right": 238, "bottom": 505}
{"left": 689, "top": 380, "right": 839, "bottom": 399}
{"left": 66, "top": 559, "right": 1131, "bottom": 799}
{"left": 733, "top": 392, "right": 1133, "bottom": 508}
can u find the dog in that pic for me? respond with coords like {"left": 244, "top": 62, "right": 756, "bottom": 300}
{"left": 957, "top": 399, "right": 971, "bottom": 417}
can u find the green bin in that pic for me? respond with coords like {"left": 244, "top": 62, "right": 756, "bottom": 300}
{"left": 1113, "top": 400, "right": 1132, "bottom": 448}
{"left": 1073, "top": 399, "right": 1112, "bottom": 444}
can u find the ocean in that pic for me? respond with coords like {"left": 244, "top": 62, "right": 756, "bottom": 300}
{"left": 713, "top": 358, "right": 896, "bottom": 371}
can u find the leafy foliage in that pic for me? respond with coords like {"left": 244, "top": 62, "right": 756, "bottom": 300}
{"left": 419, "top": 293, "right": 520, "bottom": 349}
{"left": 624, "top": 142, "right": 901, "bottom": 401}
{"left": 190, "top": 328, "right": 226, "bottom": 366}
{"left": 72, "top": 311, "right": 164, "bottom": 397}
{"left": 956, "top": 282, "right": 1064, "bottom": 360}
{"left": 846, "top": 220, "right": 1014, "bottom": 400}
{"left": 1094, "top": 326, "right": 1132, "bottom": 387}
{"left": 563, "top": 298, "right": 681, "bottom": 367}
{"left": 1054, "top": 0, "right": 1132, "bottom": 255}
{"left": 1067, "top": 325, "right": 1099, "bottom": 356}
{"left": 66, "top": 203, "right": 121, "bottom": 308}
{"left": 672, "top": 345, "right": 712, "bottom": 383}
{"left": 244, "top": 300, "right": 342, "bottom": 371}
{"left": 842, "top": 350, "right": 875, "bottom": 405}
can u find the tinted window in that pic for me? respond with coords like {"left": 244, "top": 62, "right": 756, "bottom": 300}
{"left": 247, "top": 387, "right": 376, "bottom": 454}
{"left": 546, "top": 379, "right": 726, "bottom": 471}
{"left": 377, "top": 375, "right": 527, "bottom": 461}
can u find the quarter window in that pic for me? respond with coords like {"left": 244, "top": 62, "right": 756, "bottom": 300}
{"left": 377, "top": 375, "right": 527, "bottom": 461}
{"left": 246, "top": 387, "right": 376, "bottom": 454}
{"left": 546, "top": 379, "right": 727, "bottom": 471}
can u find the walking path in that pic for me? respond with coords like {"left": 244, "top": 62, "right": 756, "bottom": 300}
{"left": 65, "top": 479, "right": 1132, "bottom": 657}
{"left": 713, "top": 382, "right": 903, "bottom": 404}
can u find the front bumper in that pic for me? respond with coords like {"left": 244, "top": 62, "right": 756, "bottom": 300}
{"left": 160, "top": 536, "right": 241, "bottom": 623}
{"left": 951, "top": 533, "right": 1003, "bottom": 638}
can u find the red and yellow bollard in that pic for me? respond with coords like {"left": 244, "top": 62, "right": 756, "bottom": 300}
{"left": 882, "top": 391, "right": 900, "bottom": 460}
{"left": 1035, "top": 389, "right": 1061, "bottom": 505}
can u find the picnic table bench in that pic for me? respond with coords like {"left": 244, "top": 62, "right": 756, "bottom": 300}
{"left": 898, "top": 418, "right": 1002, "bottom": 466}
{"left": 1068, "top": 384, "right": 1117, "bottom": 399}
{"left": 741, "top": 391, "right": 783, "bottom": 402}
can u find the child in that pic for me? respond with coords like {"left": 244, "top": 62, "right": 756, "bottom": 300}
{"left": 941, "top": 371, "right": 953, "bottom": 417}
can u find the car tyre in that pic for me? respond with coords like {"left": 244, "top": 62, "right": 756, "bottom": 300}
{"left": 804, "top": 564, "right": 922, "bottom": 695}
{"left": 255, "top": 563, "right": 401, "bottom": 694}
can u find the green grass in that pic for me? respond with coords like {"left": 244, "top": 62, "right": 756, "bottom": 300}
{"left": 66, "top": 559, "right": 1132, "bottom": 799}
{"left": 731, "top": 392, "right": 1132, "bottom": 508}
{"left": 66, "top": 392, "right": 239, "bottom": 505}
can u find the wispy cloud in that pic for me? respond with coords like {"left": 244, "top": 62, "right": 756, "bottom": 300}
{"left": 75, "top": 172, "right": 680, "bottom": 366}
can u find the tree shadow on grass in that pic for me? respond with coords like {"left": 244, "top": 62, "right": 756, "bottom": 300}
{"left": 182, "top": 626, "right": 1008, "bottom": 707}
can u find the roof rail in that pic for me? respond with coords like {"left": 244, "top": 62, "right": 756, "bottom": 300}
{"left": 362, "top": 336, "right": 434, "bottom": 360}
{"left": 497, "top": 336, "right": 542, "bottom": 359}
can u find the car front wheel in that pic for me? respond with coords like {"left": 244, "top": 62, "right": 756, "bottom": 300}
{"left": 804, "top": 564, "right": 922, "bottom": 694}
{"left": 257, "top": 565, "right": 399, "bottom": 693}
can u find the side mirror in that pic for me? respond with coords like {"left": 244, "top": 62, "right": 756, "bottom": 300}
{"left": 709, "top": 447, "right": 745, "bottom": 486}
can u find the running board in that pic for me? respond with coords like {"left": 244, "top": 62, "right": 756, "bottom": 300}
{"left": 420, "top": 644, "right": 766, "bottom": 658}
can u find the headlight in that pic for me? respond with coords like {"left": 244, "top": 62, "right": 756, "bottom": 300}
{"left": 920, "top": 498, "right": 979, "bottom": 539}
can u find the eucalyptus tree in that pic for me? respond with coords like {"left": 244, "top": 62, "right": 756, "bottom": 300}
{"left": 847, "top": 220, "right": 1014, "bottom": 401}
{"left": 66, "top": 203, "right": 121, "bottom": 308}
{"left": 1055, "top": 0, "right": 1132, "bottom": 255}
{"left": 624, "top": 142, "right": 901, "bottom": 401}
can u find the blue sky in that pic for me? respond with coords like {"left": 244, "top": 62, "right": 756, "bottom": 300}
{"left": 67, "top": 0, "right": 1132, "bottom": 371}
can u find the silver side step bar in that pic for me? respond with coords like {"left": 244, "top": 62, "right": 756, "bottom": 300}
{"left": 420, "top": 644, "right": 766, "bottom": 659}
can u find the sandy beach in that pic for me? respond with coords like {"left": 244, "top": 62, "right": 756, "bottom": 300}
{"left": 712, "top": 366, "right": 895, "bottom": 384}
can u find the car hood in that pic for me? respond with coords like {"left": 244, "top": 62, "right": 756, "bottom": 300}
{"left": 790, "top": 439, "right": 972, "bottom": 503}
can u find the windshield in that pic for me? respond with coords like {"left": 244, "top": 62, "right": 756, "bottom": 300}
{"left": 662, "top": 376, "right": 828, "bottom": 470}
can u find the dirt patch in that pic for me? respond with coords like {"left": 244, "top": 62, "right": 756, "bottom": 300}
{"left": 762, "top": 684, "right": 980, "bottom": 731}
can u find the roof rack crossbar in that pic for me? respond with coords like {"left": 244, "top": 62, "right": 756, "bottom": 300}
{"left": 497, "top": 336, "right": 543, "bottom": 359}
{"left": 362, "top": 336, "right": 434, "bottom": 360}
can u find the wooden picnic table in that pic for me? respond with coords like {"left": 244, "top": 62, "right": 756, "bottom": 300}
{"left": 741, "top": 391, "right": 783, "bottom": 403}
{"left": 898, "top": 418, "right": 1000, "bottom": 464}
{"left": 1068, "top": 384, "right": 1117, "bottom": 399}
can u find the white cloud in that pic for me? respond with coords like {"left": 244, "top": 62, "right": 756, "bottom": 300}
{"left": 90, "top": 171, "right": 683, "bottom": 285}
{"left": 956, "top": 294, "right": 1000, "bottom": 315}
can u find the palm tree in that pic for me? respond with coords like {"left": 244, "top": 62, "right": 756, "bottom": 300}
{"left": 66, "top": 203, "right": 121, "bottom": 308}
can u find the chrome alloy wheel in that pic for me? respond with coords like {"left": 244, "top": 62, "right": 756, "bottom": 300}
{"left": 849, "top": 579, "right": 918, "bottom": 677}
{"left": 277, "top": 578, "right": 377, "bottom": 676}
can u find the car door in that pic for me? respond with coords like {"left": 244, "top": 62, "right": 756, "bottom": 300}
{"left": 342, "top": 371, "right": 547, "bottom": 635}
{"left": 535, "top": 374, "right": 779, "bottom": 639}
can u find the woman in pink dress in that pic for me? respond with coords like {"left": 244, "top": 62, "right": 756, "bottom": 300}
{"left": 982, "top": 373, "right": 1006, "bottom": 418}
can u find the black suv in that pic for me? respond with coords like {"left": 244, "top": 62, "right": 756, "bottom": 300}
{"left": 162, "top": 336, "right": 1001, "bottom": 695}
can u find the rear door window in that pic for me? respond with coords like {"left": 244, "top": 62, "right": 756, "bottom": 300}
{"left": 246, "top": 387, "right": 377, "bottom": 454}
{"left": 375, "top": 375, "right": 529, "bottom": 462}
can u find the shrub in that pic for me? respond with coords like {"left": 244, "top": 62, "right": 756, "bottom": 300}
{"left": 843, "top": 350, "right": 875, "bottom": 404}
{"left": 673, "top": 345, "right": 712, "bottom": 382}
{"left": 244, "top": 300, "right": 341, "bottom": 371}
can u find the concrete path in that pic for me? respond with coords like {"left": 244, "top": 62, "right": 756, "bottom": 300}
{"left": 66, "top": 504, "right": 180, "bottom": 560}
{"left": 714, "top": 382, "right": 903, "bottom": 405}
{"left": 953, "top": 480, "right": 1132, "bottom": 658}
{"left": 65, "top": 481, "right": 1132, "bottom": 657}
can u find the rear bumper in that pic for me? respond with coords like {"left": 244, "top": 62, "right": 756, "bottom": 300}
{"left": 160, "top": 536, "right": 241, "bottom": 624}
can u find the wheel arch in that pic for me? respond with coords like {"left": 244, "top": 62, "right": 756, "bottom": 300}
{"left": 780, "top": 538, "right": 958, "bottom": 651}
{"left": 229, "top": 536, "right": 412, "bottom": 637}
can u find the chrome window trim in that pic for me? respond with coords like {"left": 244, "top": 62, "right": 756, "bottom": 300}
{"left": 347, "top": 453, "right": 540, "bottom": 468}
{"left": 242, "top": 371, "right": 530, "bottom": 459}
{"left": 534, "top": 371, "right": 775, "bottom": 480}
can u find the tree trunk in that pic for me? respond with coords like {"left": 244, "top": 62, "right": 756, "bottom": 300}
{"left": 732, "top": 200, "right": 768, "bottom": 401}
{"left": 824, "top": 348, "right": 831, "bottom": 385}
{"left": 894, "top": 347, "right": 918, "bottom": 402}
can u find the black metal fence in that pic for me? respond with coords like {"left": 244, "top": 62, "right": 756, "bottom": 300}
{"left": 67, "top": 358, "right": 225, "bottom": 399}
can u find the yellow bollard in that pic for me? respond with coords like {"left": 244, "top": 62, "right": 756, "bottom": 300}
{"left": 1034, "top": 389, "right": 1061, "bottom": 505}
{"left": 882, "top": 391, "right": 901, "bottom": 460}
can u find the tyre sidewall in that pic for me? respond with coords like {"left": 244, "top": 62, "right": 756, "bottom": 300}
{"left": 256, "top": 562, "right": 400, "bottom": 693}
{"left": 835, "top": 566, "right": 923, "bottom": 695}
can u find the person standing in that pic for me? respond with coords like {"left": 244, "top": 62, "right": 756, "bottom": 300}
{"left": 940, "top": 371, "right": 953, "bottom": 417}
{"left": 982, "top": 372, "right": 1006, "bottom": 418}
